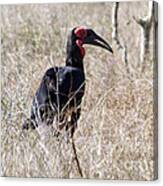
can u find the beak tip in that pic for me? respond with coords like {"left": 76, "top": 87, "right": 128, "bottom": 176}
{"left": 109, "top": 48, "right": 113, "bottom": 54}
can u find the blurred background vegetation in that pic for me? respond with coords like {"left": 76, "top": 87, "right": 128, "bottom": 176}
{"left": 1, "top": 1, "right": 156, "bottom": 180}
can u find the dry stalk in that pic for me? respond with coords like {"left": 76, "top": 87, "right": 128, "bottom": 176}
{"left": 112, "top": 2, "right": 130, "bottom": 76}
{"left": 133, "top": 1, "right": 154, "bottom": 72}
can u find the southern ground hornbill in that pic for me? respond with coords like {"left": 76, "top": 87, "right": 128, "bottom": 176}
{"left": 23, "top": 26, "right": 113, "bottom": 140}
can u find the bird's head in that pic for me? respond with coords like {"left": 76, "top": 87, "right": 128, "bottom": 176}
{"left": 73, "top": 26, "right": 113, "bottom": 53}
{"left": 73, "top": 26, "right": 113, "bottom": 57}
{"left": 66, "top": 26, "right": 113, "bottom": 68}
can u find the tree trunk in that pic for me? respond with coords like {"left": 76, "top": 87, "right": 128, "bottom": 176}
{"left": 134, "top": 1, "right": 154, "bottom": 72}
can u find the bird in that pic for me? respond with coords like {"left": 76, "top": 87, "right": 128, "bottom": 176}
{"left": 22, "top": 26, "right": 113, "bottom": 139}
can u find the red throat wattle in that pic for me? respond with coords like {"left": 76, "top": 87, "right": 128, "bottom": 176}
{"left": 74, "top": 27, "right": 87, "bottom": 58}
{"left": 76, "top": 39, "right": 85, "bottom": 58}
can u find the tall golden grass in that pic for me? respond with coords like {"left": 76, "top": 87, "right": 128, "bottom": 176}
{"left": 1, "top": 2, "right": 156, "bottom": 180}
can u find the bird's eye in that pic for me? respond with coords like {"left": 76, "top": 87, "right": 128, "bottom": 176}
{"left": 74, "top": 27, "right": 87, "bottom": 39}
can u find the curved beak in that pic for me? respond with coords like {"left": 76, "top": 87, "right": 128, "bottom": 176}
{"left": 83, "top": 29, "right": 113, "bottom": 53}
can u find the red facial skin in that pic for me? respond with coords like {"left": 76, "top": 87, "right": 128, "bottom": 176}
{"left": 74, "top": 26, "right": 87, "bottom": 39}
{"left": 74, "top": 27, "right": 87, "bottom": 58}
{"left": 76, "top": 39, "right": 85, "bottom": 57}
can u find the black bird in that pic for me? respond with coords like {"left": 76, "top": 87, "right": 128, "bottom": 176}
{"left": 23, "top": 26, "right": 113, "bottom": 139}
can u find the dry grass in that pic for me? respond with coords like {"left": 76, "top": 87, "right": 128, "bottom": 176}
{"left": 1, "top": 1, "right": 156, "bottom": 180}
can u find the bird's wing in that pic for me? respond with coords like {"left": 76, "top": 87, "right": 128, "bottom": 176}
{"left": 57, "top": 67, "right": 85, "bottom": 99}
{"left": 29, "top": 66, "right": 85, "bottom": 128}
{"left": 30, "top": 67, "right": 58, "bottom": 127}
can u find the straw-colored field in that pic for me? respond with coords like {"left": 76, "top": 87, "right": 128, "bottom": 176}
{"left": 1, "top": 1, "right": 157, "bottom": 180}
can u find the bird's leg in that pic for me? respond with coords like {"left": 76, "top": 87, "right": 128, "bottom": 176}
{"left": 71, "top": 137, "right": 83, "bottom": 177}
{"left": 65, "top": 109, "right": 79, "bottom": 141}
{"left": 68, "top": 108, "right": 83, "bottom": 177}
{"left": 64, "top": 113, "right": 72, "bottom": 143}
{"left": 70, "top": 108, "right": 81, "bottom": 138}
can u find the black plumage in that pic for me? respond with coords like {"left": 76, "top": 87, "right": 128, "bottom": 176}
{"left": 23, "top": 26, "right": 113, "bottom": 138}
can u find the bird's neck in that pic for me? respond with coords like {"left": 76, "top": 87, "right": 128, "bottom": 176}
{"left": 65, "top": 37, "right": 85, "bottom": 70}
{"left": 66, "top": 56, "right": 84, "bottom": 70}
